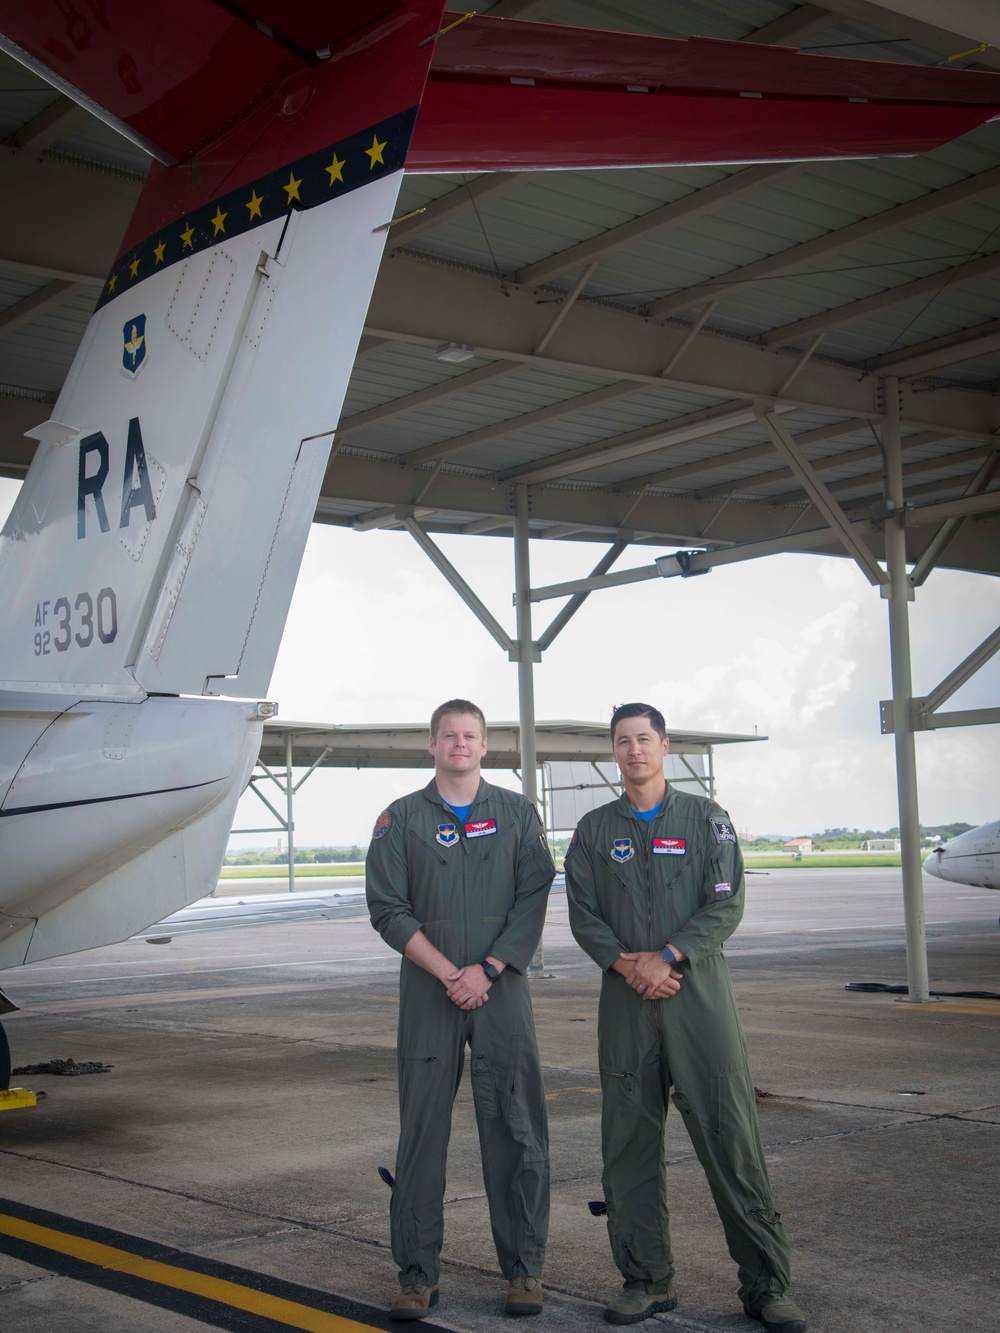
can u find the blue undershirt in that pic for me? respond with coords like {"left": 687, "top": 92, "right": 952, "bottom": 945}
{"left": 443, "top": 799, "right": 472, "bottom": 824}
{"left": 630, "top": 801, "right": 664, "bottom": 824}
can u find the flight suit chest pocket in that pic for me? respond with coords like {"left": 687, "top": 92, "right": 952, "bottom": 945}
{"left": 406, "top": 829, "right": 450, "bottom": 872}
{"left": 466, "top": 818, "right": 513, "bottom": 864}
{"left": 405, "top": 829, "right": 454, "bottom": 924}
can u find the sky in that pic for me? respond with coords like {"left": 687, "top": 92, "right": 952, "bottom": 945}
{"left": 2, "top": 475, "right": 998, "bottom": 846}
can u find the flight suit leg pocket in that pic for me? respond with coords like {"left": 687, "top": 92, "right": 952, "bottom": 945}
{"left": 711, "top": 1066, "right": 772, "bottom": 1200}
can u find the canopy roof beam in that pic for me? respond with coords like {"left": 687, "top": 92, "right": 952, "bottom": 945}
{"left": 629, "top": 417, "right": 872, "bottom": 495}
{"left": 756, "top": 407, "right": 889, "bottom": 585}
{"left": 536, "top": 537, "right": 630, "bottom": 651}
{"left": 0, "top": 279, "right": 86, "bottom": 336}
{"left": 5, "top": 94, "right": 85, "bottom": 151}
{"left": 404, "top": 516, "right": 513, "bottom": 655}
{"left": 921, "top": 623, "right": 1000, "bottom": 716}
{"left": 871, "top": 319, "right": 1000, "bottom": 378}
{"left": 513, "top": 164, "right": 798, "bottom": 290}
{"left": 643, "top": 164, "right": 1000, "bottom": 322}
{"left": 761, "top": 251, "right": 1000, "bottom": 349}
{"left": 500, "top": 401, "right": 762, "bottom": 485}
{"left": 759, "top": 434, "right": 972, "bottom": 506}
{"left": 385, "top": 172, "right": 534, "bottom": 251}
{"left": 909, "top": 446, "right": 1000, "bottom": 585}
{"left": 402, "top": 379, "right": 641, "bottom": 468}
{"left": 364, "top": 254, "right": 1000, "bottom": 440}
{"left": 338, "top": 360, "right": 515, "bottom": 438}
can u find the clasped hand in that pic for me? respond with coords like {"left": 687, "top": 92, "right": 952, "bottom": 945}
{"left": 444, "top": 963, "right": 491, "bottom": 1010}
{"left": 618, "top": 951, "right": 682, "bottom": 1001}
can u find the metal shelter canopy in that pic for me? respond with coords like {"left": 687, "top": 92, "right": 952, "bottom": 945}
{"left": 256, "top": 718, "right": 760, "bottom": 768}
{"left": 1, "top": 0, "right": 999, "bottom": 1002}
{"left": 243, "top": 719, "right": 765, "bottom": 893}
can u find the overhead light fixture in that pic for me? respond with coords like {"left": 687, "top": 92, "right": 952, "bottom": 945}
{"left": 436, "top": 342, "right": 476, "bottom": 363}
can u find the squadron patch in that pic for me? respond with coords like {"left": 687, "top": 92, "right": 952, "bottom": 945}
{"left": 122, "top": 314, "right": 147, "bottom": 376}
{"left": 372, "top": 809, "right": 391, "bottom": 840}
{"left": 465, "top": 819, "right": 497, "bottom": 839}
{"left": 715, "top": 882, "right": 733, "bottom": 895}
{"left": 565, "top": 829, "right": 578, "bottom": 858}
{"left": 710, "top": 818, "right": 737, "bottom": 845}
{"left": 611, "top": 838, "right": 634, "bottom": 864}
{"left": 653, "top": 837, "right": 686, "bottom": 855}
{"left": 436, "top": 823, "right": 459, "bottom": 847}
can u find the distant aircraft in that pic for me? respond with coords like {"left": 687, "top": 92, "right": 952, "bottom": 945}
{"left": 4, "top": 2, "right": 1000, "bottom": 1094}
{"left": 923, "top": 820, "right": 1000, "bottom": 892}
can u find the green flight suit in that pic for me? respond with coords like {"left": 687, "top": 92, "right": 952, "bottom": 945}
{"left": 565, "top": 788, "right": 792, "bottom": 1309}
{"left": 367, "top": 779, "right": 555, "bottom": 1287}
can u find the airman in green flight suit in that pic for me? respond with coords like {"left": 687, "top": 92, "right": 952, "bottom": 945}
{"left": 565, "top": 702, "right": 806, "bottom": 1333}
{"left": 367, "top": 699, "right": 555, "bottom": 1322}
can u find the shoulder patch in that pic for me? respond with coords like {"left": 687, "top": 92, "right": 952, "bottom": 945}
{"left": 709, "top": 816, "right": 736, "bottom": 845}
{"left": 371, "top": 809, "right": 391, "bottom": 840}
{"left": 565, "top": 829, "right": 578, "bottom": 858}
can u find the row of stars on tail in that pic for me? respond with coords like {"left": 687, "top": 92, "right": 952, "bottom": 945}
{"left": 107, "top": 133, "right": 389, "bottom": 295}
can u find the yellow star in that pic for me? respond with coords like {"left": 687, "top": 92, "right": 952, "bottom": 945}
{"left": 180, "top": 223, "right": 195, "bottom": 250}
{"left": 283, "top": 172, "right": 302, "bottom": 204}
{"left": 129, "top": 255, "right": 140, "bottom": 279}
{"left": 153, "top": 239, "right": 166, "bottom": 265}
{"left": 211, "top": 205, "right": 227, "bottom": 235}
{"left": 246, "top": 189, "right": 263, "bottom": 220}
{"left": 325, "top": 152, "right": 345, "bottom": 185}
{"left": 108, "top": 273, "right": 118, "bottom": 294}
{"left": 365, "top": 134, "right": 386, "bottom": 169}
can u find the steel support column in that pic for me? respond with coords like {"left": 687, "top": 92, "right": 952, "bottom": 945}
{"left": 513, "top": 485, "right": 539, "bottom": 809}
{"left": 881, "top": 376, "right": 930, "bottom": 1003}
{"left": 286, "top": 733, "right": 296, "bottom": 895}
{"left": 514, "top": 485, "right": 544, "bottom": 974}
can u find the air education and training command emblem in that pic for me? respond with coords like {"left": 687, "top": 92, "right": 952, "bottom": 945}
{"left": 122, "top": 314, "right": 147, "bottom": 376}
{"left": 436, "top": 823, "right": 459, "bottom": 847}
{"left": 611, "top": 838, "right": 634, "bottom": 863}
{"left": 372, "top": 810, "right": 391, "bottom": 840}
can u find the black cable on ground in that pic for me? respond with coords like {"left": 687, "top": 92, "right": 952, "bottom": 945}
{"left": 845, "top": 982, "right": 1000, "bottom": 1000}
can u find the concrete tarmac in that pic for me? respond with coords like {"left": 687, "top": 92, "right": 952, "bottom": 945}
{"left": 1, "top": 869, "right": 998, "bottom": 1333}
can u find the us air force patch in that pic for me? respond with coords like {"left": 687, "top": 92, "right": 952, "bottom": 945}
{"left": 122, "top": 314, "right": 147, "bottom": 376}
{"left": 436, "top": 823, "right": 459, "bottom": 847}
{"left": 611, "top": 838, "right": 634, "bottom": 863}
{"left": 372, "top": 809, "right": 391, "bottom": 840}
{"left": 710, "top": 818, "right": 737, "bottom": 845}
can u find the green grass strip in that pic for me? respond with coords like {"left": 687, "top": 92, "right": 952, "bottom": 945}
{"left": 219, "top": 864, "right": 365, "bottom": 879}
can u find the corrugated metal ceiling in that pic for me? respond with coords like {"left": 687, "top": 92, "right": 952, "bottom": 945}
{"left": 0, "top": 0, "right": 998, "bottom": 568}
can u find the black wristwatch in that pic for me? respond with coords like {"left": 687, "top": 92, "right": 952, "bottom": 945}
{"left": 482, "top": 961, "right": 502, "bottom": 982}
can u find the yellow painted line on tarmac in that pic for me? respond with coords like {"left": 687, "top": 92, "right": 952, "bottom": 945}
{"left": 0, "top": 1211, "right": 375, "bottom": 1333}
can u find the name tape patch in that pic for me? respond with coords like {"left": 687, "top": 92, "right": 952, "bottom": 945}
{"left": 465, "top": 818, "right": 497, "bottom": 839}
{"left": 653, "top": 837, "right": 686, "bottom": 855}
